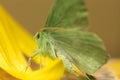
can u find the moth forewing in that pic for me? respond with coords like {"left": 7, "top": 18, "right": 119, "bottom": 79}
{"left": 45, "top": 0, "right": 88, "bottom": 28}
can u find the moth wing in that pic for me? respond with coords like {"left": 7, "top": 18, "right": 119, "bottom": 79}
{"left": 45, "top": 0, "right": 88, "bottom": 29}
{"left": 48, "top": 29, "right": 109, "bottom": 74}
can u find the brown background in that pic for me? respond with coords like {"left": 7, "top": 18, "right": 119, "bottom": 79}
{"left": 0, "top": 0, "right": 120, "bottom": 57}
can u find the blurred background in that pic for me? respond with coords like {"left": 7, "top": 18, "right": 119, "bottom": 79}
{"left": 0, "top": 0, "right": 120, "bottom": 57}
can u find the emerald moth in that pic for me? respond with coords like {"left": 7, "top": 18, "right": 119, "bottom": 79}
{"left": 30, "top": 0, "right": 109, "bottom": 79}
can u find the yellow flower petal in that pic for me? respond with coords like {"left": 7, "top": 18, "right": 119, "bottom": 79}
{"left": 0, "top": 5, "right": 42, "bottom": 64}
{"left": 0, "top": 68, "right": 19, "bottom": 80}
{"left": 0, "top": 5, "right": 37, "bottom": 57}
{"left": 0, "top": 8, "right": 32, "bottom": 78}
{"left": 23, "top": 58, "right": 64, "bottom": 80}
{"left": 0, "top": 5, "right": 64, "bottom": 80}
{"left": 106, "top": 59, "right": 120, "bottom": 78}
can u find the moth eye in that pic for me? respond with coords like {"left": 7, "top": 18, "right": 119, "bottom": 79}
{"left": 35, "top": 32, "right": 40, "bottom": 39}
{"left": 37, "top": 33, "right": 40, "bottom": 39}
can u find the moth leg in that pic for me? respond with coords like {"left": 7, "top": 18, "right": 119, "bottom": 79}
{"left": 24, "top": 49, "right": 41, "bottom": 72}
{"left": 23, "top": 56, "right": 31, "bottom": 72}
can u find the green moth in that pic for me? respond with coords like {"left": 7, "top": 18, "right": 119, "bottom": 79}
{"left": 32, "top": 0, "right": 109, "bottom": 79}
